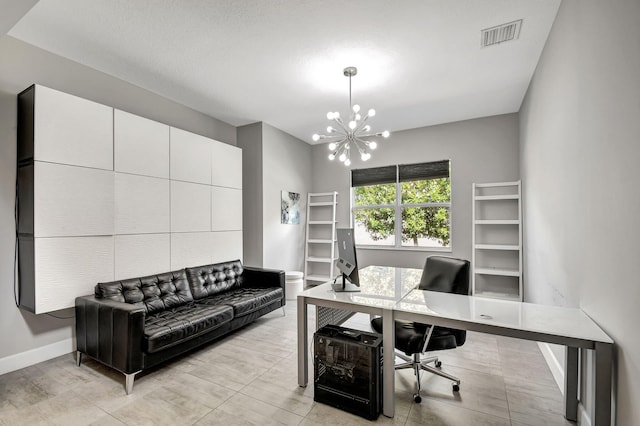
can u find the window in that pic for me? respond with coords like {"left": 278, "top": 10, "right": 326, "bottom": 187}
{"left": 351, "top": 160, "right": 451, "bottom": 249}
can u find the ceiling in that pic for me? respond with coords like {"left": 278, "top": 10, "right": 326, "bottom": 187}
{"left": 7, "top": 0, "right": 561, "bottom": 144}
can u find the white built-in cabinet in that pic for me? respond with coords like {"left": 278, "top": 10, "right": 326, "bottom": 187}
{"left": 17, "top": 84, "right": 242, "bottom": 313}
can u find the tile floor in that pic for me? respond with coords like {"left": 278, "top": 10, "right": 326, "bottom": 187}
{"left": 0, "top": 302, "right": 574, "bottom": 425}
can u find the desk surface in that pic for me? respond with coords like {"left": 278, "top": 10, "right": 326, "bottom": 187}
{"left": 300, "top": 265, "right": 421, "bottom": 310}
{"left": 396, "top": 289, "right": 613, "bottom": 346}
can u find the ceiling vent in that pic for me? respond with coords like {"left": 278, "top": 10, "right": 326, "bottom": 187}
{"left": 481, "top": 19, "right": 522, "bottom": 47}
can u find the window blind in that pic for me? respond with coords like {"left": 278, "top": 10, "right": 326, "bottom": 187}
{"left": 399, "top": 160, "right": 449, "bottom": 182}
{"left": 351, "top": 160, "right": 450, "bottom": 187}
{"left": 351, "top": 165, "right": 397, "bottom": 187}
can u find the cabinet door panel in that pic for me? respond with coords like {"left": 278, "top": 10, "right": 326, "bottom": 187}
{"left": 170, "top": 127, "right": 212, "bottom": 184}
{"left": 115, "top": 234, "right": 170, "bottom": 280}
{"left": 171, "top": 232, "right": 213, "bottom": 269}
{"left": 211, "top": 186, "right": 242, "bottom": 231}
{"left": 115, "top": 173, "right": 170, "bottom": 234}
{"left": 34, "top": 85, "right": 113, "bottom": 170}
{"left": 34, "top": 162, "right": 114, "bottom": 237}
{"left": 211, "top": 231, "right": 243, "bottom": 264}
{"left": 171, "top": 181, "right": 211, "bottom": 232}
{"left": 211, "top": 141, "right": 242, "bottom": 188}
{"left": 114, "top": 110, "right": 169, "bottom": 178}
{"left": 35, "top": 236, "right": 114, "bottom": 313}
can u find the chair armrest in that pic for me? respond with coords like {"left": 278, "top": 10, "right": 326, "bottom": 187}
{"left": 75, "top": 295, "right": 146, "bottom": 374}
{"left": 242, "top": 266, "right": 285, "bottom": 291}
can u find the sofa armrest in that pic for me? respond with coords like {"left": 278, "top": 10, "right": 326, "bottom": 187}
{"left": 75, "top": 295, "right": 146, "bottom": 374}
{"left": 242, "top": 266, "right": 285, "bottom": 291}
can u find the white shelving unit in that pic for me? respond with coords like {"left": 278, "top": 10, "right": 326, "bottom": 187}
{"left": 472, "top": 180, "right": 522, "bottom": 301}
{"left": 304, "top": 192, "right": 338, "bottom": 286}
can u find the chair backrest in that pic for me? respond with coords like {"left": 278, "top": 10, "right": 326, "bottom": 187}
{"left": 418, "top": 256, "right": 470, "bottom": 296}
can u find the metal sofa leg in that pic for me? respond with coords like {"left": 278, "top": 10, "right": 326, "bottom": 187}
{"left": 282, "top": 306, "right": 286, "bottom": 316}
{"left": 125, "top": 371, "right": 140, "bottom": 395}
{"left": 76, "top": 351, "right": 82, "bottom": 367}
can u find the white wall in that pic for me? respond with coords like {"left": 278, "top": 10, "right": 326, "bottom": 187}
{"left": 0, "top": 36, "right": 236, "bottom": 368}
{"left": 311, "top": 114, "right": 519, "bottom": 269}
{"left": 519, "top": 1, "right": 640, "bottom": 424}
{"left": 262, "top": 123, "right": 312, "bottom": 272}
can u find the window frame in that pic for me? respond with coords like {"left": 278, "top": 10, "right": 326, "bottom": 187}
{"left": 350, "top": 161, "right": 452, "bottom": 252}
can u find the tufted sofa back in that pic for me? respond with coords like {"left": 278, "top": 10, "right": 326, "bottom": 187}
{"left": 185, "top": 260, "right": 244, "bottom": 299}
{"left": 95, "top": 269, "right": 193, "bottom": 314}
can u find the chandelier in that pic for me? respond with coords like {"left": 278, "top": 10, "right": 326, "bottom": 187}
{"left": 312, "top": 67, "right": 389, "bottom": 166}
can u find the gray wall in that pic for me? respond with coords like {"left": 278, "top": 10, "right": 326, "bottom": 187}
{"left": 237, "top": 122, "right": 264, "bottom": 267}
{"left": 238, "top": 122, "right": 312, "bottom": 272}
{"left": 311, "top": 113, "right": 519, "bottom": 269}
{"left": 262, "top": 123, "right": 312, "bottom": 272}
{"left": 519, "top": 1, "right": 640, "bottom": 424}
{"left": 0, "top": 36, "right": 236, "bottom": 363}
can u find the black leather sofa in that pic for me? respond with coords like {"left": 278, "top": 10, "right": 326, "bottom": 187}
{"left": 75, "top": 260, "right": 285, "bottom": 393}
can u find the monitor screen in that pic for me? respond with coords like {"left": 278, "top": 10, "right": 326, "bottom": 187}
{"left": 334, "top": 228, "right": 360, "bottom": 292}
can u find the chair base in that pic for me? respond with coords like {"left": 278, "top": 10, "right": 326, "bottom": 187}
{"left": 395, "top": 352, "right": 460, "bottom": 402}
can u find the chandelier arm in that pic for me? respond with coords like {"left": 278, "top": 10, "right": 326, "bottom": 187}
{"left": 352, "top": 114, "right": 370, "bottom": 133}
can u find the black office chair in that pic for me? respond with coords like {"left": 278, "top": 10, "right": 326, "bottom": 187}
{"left": 371, "top": 255, "right": 470, "bottom": 403}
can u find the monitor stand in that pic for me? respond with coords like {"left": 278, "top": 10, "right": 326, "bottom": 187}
{"left": 331, "top": 274, "right": 360, "bottom": 293}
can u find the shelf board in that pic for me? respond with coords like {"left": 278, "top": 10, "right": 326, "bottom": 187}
{"left": 474, "top": 244, "right": 520, "bottom": 251}
{"left": 309, "top": 202, "right": 336, "bottom": 207}
{"left": 308, "top": 220, "right": 336, "bottom": 225}
{"left": 475, "top": 268, "right": 521, "bottom": 277}
{"left": 474, "top": 195, "right": 519, "bottom": 201}
{"left": 307, "top": 239, "right": 335, "bottom": 244}
{"left": 306, "top": 256, "right": 337, "bottom": 263}
{"left": 474, "top": 181, "right": 520, "bottom": 188}
{"left": 473, "top": 290, "right": 522, "bottom": 301}
{"left": 305, "top": 275, "right": 332, "bottom": 283}
{"left": 475, "top": 220, "right": 520, "bottom": 225}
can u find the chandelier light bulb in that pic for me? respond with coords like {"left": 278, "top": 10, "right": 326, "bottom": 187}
{"left": 333, "top": 111, "right": 340, "bottom": 119}
{"left": 328, "top": 153, "right": 335, "bottom": 160}
{"left": 327, "top": 126, "right": 333, "bottom": 133}
{"left": 363, "top": 125, "right": 371, "bottom": 132}
{"left": 328, "top": 142, "right": 337, "bottom": 150}
{"left": 361, "top": 152, "right": 371, "bottom": 161}
{"left": 352, "top": 104, "right": 360, "bottom": 113}
{"left": 312, "top": 134, "right": 320, "bottom": 142}
{"left": 369, "top": 141, "right": 377, "bottom": 150}
{"left": 344, "top": 159, "right": 351, "bottom": 166}
{"left": 348, "top": 120, "right": 357, "bottom": 130}
{"left": 339, "top": 153, "right": 346, "bottom": 162}
{"left": 355, "top": 113, "right": 361, "bottom": 121}
{"left": 326, "top": 112, "right": 334, "bottom": 120}
{"left": 382, "top": 130, "right": 390, "bottom": 138}
{"left": 368, "top": 108, "right": 376, "bottom": 117}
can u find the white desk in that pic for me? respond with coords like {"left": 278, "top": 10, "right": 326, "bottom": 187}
{"left": 297, "top": 266, "right": 614, "bottom": 425}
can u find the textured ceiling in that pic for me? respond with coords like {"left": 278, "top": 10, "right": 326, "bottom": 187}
{"left": 9, "top": 0, "right": 560, "bottom": 144}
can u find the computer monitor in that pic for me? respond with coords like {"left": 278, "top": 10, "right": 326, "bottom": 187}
{"left": 333, "top": 228, "right": 360, "bottom": 292}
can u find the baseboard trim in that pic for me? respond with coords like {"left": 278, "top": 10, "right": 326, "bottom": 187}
{"left": 579, "top": 403, "right": 592, "bottom": 426}
{"left": 538, "top": 342, "right": 593, "bottom": 426}
{"left": 538, "top": 341, "right": 564, "bottom": 393}
{"left": 0, "top": 338, "right": 75, "bottom": 376}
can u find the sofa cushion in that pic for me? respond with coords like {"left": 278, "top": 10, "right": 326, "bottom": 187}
{"left": 144, "top": 303, "right": 233, "bottom": 353}
{"left": 95, "top": 269, "right": 193, "bottom": 314}
{"left": 196, "top": 287, "right": 283, "bottom": 317}
{"left": 186, "top": 260, "right": 243, "bottom": 299}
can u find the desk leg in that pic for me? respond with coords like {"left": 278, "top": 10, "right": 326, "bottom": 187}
{"left": 382, "top": 308, "right": 395, "bottom": 417}
{"left": 594, "top": 342, "right": 613, "bottom": 426}
{"left": 564, "top": 346, "right": 578, "bottom": 421}
{"left": 297, "top": 296, "right": 308, "bottom": 387}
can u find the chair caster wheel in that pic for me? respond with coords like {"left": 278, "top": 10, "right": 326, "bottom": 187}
{"left": 435, "top": 360, "right": 442, "bottom": 368}
{"left": 413, "top": 394, "right": 422, "bottom": 403}
{"left": 453, "top": 383, "right": 460, "bottom": 392}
